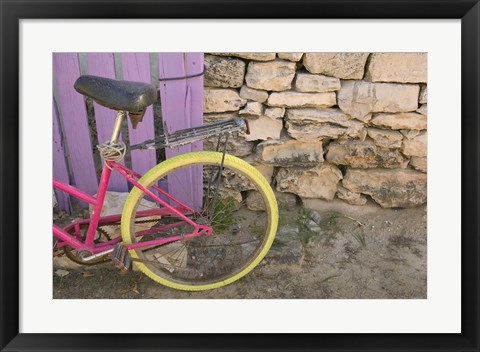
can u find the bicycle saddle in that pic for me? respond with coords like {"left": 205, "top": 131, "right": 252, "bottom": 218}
{"left": 74, "top": 75, "right": 158, "bottom": 113}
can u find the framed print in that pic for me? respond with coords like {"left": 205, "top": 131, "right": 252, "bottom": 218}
{"left": 1, "top": 0, "right": 479, "bottom": 351}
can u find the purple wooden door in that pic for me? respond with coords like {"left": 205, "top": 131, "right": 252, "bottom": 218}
{"left": 158, "top": 53, "right": 204, "bottom": 210}
{"left": 53, "top": 53, "right": 98, "bottom": 205}
{"left": 53, "top": 52, "right": 204, "bottom": 212}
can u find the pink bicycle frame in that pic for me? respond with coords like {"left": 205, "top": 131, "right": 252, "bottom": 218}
{"left": 53, "top": 161, "right": 212, "bottom": 255}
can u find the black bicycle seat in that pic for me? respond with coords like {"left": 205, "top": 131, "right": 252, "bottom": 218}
{"left": 74, "top": 75, "right": 158, "bottom": 113}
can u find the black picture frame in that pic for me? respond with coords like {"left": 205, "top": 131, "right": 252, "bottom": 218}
{"left": 1, "top": 1, "right": 479, "bottom": 351}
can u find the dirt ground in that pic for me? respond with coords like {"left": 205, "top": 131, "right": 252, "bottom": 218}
{"left": 53, "top": 199, "right": 427, "bottom": 299}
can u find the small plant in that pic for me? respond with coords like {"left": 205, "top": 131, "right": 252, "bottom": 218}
{"left": 271, "top": 238, "right": 287, "bottom": 250}
{"left": 295, "top": 207, "right": 318, "bottom": 249}
{"left": 208, "top": 197, "right": 238, "bottom": 233}
{"left": 351, "top": 227, "right": 367, "bottom": 249}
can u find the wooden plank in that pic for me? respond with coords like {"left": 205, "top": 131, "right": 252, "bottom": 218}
{"left": 158, "top": 53, "right": 204, "bottom": 210}
{"left": 53, "top": 53, "right": 98, "bottom": 198}
{"left": 121, "top": 53, "right": 157, "bottom": 176}
{"left": 86, "top": 53, "right": 128, "bottom": 192}
{"left": 52, "top": 97, "right": 72, "bottom": 213}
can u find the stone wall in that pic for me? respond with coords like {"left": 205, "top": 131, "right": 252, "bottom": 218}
{"left": 203, "top": 53, "right": 427, "bottom": 208}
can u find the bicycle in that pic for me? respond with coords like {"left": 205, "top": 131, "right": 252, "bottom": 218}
{"left": 53, "top": 75, "right": 278, "bottom": 291}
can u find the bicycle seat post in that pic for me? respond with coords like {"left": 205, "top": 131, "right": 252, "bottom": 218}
{"left": 110, "top": 111, "right": 126, "bottom": 144}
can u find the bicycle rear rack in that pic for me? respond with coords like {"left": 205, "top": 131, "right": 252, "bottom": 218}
{"left": 129, "top": 117, "right": 248, "bottom": 151}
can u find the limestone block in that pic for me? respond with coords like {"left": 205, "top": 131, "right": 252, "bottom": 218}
{"left": 295, "top": 73, "right": 341, "bottom": 92}
{"left": 203, "top": 136, "right": 255, "bottom": 157}
{"left": 268, "top": 91, "right": 336, "bottom": 108}
{"left": 365, "top": 53, "right": 427, "bottom": 83}
{"left": 211, "top": 52, "right": 276, "bottom": 61}
{"left": 285, "top": 108, "right": 364, "bottom": 141}
{"left": 243, "top": 115, "right": 283, "bottom": 141}
{"left": 367, "top": 128, "right": 403, "bottom": 148}
{"left": 203, "top": 112, "right": 238, "bottom": 123}
{"left": 402, "top": 131, "right": 427, "bottom": 157}
{"left": 204, "top": 88, "right": 247, "bottom": 113}
{"left": 204, "top": 54, "right": 246, "bottom": 88}
{"left": 264, "top": 107, "right": 285, "bottom": 119}
{"left": 239, "top": 101, "right": 264, "bottom": 119}
{"left": 419, "top": 85, "right": 428, "bottom": 104}
{"left": 400, "top": 129, "right": 421, "bottom": 139}
{"left": 224, "top": 156, "right": 274, "bottom": 192}
{"left": 410, "top": 157, "right": 427, "bottom": 173}
{"left": 337, "top": 186, "right": 367, "bottom": 206}
{"left": 326, "top": 139, "right": 409, "bottom": 169}
{"left": 246, "top": 191, "right": 268, "bottom": 211}
{"left": 277, "top": 53, "right": 304, "bottom": 62}
{"left": 255, "top": 138, "right": 324, "bottom": 166}
{"left": 242, "top": 155, "right": 275, "bottom": 183}
{"left": 303, "top": 53, "right": 370, "bottom": 79}
{"left": 371, "top": 112, "right": 427, "bottom": 130}
{"left": 276, "top": 164, "right": 343, "bottom": 200}
{"left": 343, "top": 168, "right": 427, "bottom": 208}
{"left": 239, "top": 85, "right": 269, "bottom": 103}
{"left": 417, "top": 104, "right": 428, "bottom": 116}
{"left": 275, "top": 191, "right": 298, "bottom": 210}
{"left": 246, "top": 190, "right": 297, "bottom": 211}
{"left": 245, "top": 60, "right": 297, "bottom": 91}
{"left": 337, "top": 80, "right": 420, "bottom": 121}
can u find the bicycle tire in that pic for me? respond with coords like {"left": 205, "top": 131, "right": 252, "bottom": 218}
{"left": 120, "top": 151, "right": 278, "bottom": 291}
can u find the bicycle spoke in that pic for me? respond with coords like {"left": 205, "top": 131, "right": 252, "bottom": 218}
{"left": 124, "top": 153, "right": 277, "bottom": 288}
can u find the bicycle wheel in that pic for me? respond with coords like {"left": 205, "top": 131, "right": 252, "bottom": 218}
{"left": 121, "top": 151, "right": 278, "bottom": 291}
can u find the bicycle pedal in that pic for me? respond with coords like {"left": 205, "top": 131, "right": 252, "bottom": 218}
{"left": 111, "top": 243, "right": 132, "bottom": 272}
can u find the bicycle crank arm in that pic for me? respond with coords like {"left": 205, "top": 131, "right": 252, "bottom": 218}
{"left": 81, "top": 248, "right": 114, "bottom": 262}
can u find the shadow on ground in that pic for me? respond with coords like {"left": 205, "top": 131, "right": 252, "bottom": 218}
{"left": 53, "top": 200, "right": 427, "bottom": 299}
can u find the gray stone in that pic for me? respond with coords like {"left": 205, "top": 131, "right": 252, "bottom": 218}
{"left": 337, "top": 80, "right": 420, "bottom": 121}
{"left": 204, "top": 88, "right": 247, "bottom": 113}
{"left": 326, "top": 139, "right": 409, "bottom": 169}
{"left": 255, "top": 138, "right": 324, "bottom": 166}
{"left": 276, "top": 164, "right": 343, "bottom": 200}
{"left": 285, "top": 108, "right": 364, "bottom": 142}
{"left": 367, "top": 128, "right": 403, "bottom": 148}
{"left": 268, "top": 91, "right": 336, "bottom": 108}
{"left": 211, "top": 52, "right": 276, "bottom": 61}
{"left": 245, "top": 60, "right": 297, "bottom": 91}
{"left": 365, "top": 53, "right": 427, "bottom": 83}
{"left": 303, "top": 53, "right": 370, "bottom": 79}
{"left": 275, "top": 191, "right": 298, "bottom": 210}
{"left": 277, "top": 52, "right": 304, "bottom": 62}
{"left": 295, "top": 73, "right": 341, "bottom": 92}
{"left": 342, "top": 168, "right": 427, "bottom": 208}
{"left": 371, "top": 112, "right": 427, "bottom": 130}
{"left": 204, "top": 54, "right": 246, "bottom": 88}
{"left": 239, "top": 86, "right": 269, "bottom": 103}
